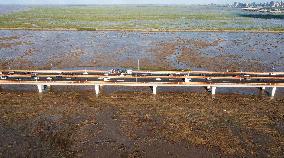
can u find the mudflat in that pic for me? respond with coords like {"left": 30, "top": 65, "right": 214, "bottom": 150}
{"left": 0, "top": 30, "right": 283, "bottom": 71}
{"left": 0, "top": 4, "right": 283, "bottom": 158}
{"left": 0, "top": 91, "right": 283, "bottom": 157}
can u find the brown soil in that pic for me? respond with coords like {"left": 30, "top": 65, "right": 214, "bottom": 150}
{"left": 0, "top": 91, "right": 283, "bottom": 157}
{"left": 0, "top": 35, "right": 23, "bottom": 49}
{"left": 0, "top": 42, "right": 23, "bottom": 49}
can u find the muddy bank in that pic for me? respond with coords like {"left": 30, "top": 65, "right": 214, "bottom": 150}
{"left": 0, "top": 91, "right": 283, "bottom": 157}
{"left": 0, "top": 30, "right": 283, "bottom": 71}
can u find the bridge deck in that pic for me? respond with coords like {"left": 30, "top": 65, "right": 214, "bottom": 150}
{"left": 0, "top": 80, "right": 283, "bottom": 88}
{"left": 0, "top": 70, "right": 283, "bottom": 96}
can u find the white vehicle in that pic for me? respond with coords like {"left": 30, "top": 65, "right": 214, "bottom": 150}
{"left": 46, "top": 77, "right": 52, "bottom": 80}
{"left": 33, "top": 76, "right": 39, "bottom": 80}
{"left": 0, "top": 76, "right": 7, "bottom": 80}
{"left": 185, "top": 78, "right": 192, "bottom": 82}
{"left": 104, "top": 77, "right": 111, "bottom": 81}
{"left": 83, "top": 69, "right": 88, "bottom": 75}
{"left": 127, "top": 70, "right": 133, "bottom": 75}
{"left": 156, "top": 78, "right": 162, "bottom": 81}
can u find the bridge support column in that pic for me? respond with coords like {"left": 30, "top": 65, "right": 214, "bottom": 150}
{"left": 271, "top": 87, "right": 277, "bottom": 97}
{"left": 212, "top": 87, "right": 216, "bottom": 95}
{"left": 95, "top": 85, "right": 100, "bottom": 95}
{"left": 37, "top": 85, "right": 45, "bottom": 93}
{"left": 152, "top": 86, "right": 157, "bottom": 95}
{"left": 206, "top": 86, "right": 211, "bottom": 91}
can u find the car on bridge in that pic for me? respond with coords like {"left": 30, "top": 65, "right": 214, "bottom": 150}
{"left": 0, "top": 76, "right": 8, "bottom": 80}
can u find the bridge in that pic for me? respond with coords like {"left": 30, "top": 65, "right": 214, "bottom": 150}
{"left": 0, "top": 69, "right": 283, "bottom": 97}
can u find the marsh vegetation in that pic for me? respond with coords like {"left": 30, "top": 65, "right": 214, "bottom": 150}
{"left": 0, "top": 5, "right": 283, "bottom": 31}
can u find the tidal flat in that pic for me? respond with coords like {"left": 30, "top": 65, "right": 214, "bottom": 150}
{"left": 0, "top": 4, "right": 283, "bottom": 158}
{"left": 0, "top": 30, "right": 283, "bottom": 71}
{"left": 0, "top": 92, "right": 283, "bottom": 157}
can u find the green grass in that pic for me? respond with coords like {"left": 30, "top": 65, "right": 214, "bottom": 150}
{"left": 0, "top": 5, "right": 283, "bottom": 31}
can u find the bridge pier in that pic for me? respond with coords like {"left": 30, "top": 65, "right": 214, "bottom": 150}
{"left": 271, "top": 87, "right": 277, "bottom": 97}
{"left": 95, "top": 85, "right": 100, "bottom": 95}
{"left": 37, "top": 85, "right": 45, "bottom": 93}
{"left": 212, "top": 87, "right": 216, "bottom": 95}
{"left": 151, "top": 86, "right": 157, "bottom": 95}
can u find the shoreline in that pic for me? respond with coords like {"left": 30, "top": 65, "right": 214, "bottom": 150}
{"left": 0, "top": 27, "right": 283, "bottom": 33}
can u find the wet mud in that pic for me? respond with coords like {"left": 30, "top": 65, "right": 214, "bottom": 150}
{"left": 0, "top": 30, "right": 283, "bottom": 71}
{"left": 0, "top": 91, "right": 283, "bottom": 157}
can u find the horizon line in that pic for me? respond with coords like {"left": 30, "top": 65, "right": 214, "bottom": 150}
{"left": 0, "top": 3, "right": 229, "bottom": 6}
{"left": 0, "top": 3, "right": 230, "bottom": 5}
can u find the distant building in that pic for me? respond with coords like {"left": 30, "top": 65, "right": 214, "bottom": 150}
{"left": 232, "top": 1, "right": 284, "bottom": 8}
{"left": 231, "top": 1, "right": 284, "bottom": 13}
{"left": 233, "top": 2, "right": 247, "bottom": 8}
{"left": 270, "top": 1, "right": 276, "bottom": 7}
